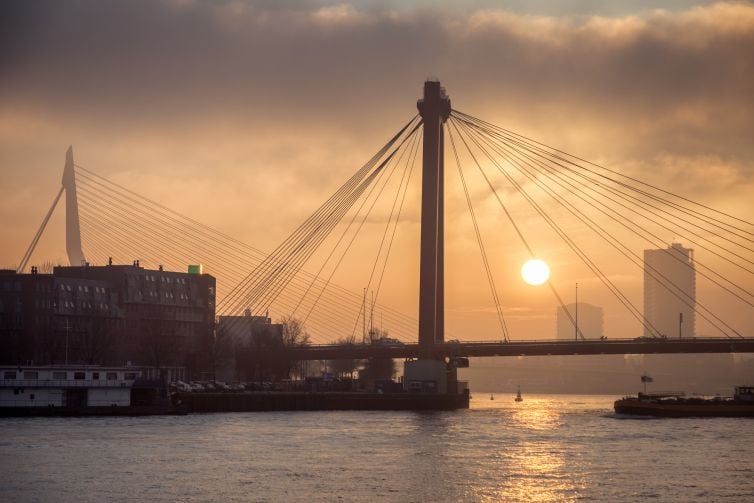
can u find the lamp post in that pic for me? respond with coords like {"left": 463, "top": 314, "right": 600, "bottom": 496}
{"left": 575, "top": 283, "right": 579, "bottom": 341}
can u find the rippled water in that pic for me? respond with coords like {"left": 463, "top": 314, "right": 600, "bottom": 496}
{"left": 1, "top": 394, "right": 753, "bottom": 502}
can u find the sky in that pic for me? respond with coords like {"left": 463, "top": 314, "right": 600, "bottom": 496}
{"left": 1, "top": 0, "right": 753, "bottom": 342}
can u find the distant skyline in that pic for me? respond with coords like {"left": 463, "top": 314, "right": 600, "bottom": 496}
{"left": 1, "top": 1, "right": 752, "bottom": 341}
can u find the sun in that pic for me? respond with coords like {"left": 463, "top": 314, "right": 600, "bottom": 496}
{"left": 521, "top": 259, "right": 550, "bottom": 286}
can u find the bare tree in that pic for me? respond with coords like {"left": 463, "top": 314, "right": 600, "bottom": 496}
{"left": 38, "top": 260, "right": 62, "bottom": 274}
{"left": 360, "top": 328, "right": 397, "bottom": 382}
{"left": 279, "top": 315, "right": 311, "bottom": 380}
{"left": 280, "top": 315, "right": 311, "bottom": 347}
{"left": 328, "top": 334, "right": 361, "bottom": 379}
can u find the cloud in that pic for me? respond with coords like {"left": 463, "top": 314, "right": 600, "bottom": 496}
{"left": 1, "top": 2, "right": 752, "bottom": 136}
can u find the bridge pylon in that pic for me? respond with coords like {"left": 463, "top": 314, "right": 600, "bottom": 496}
{"left": 16, "top": 146, "right": 85, "bottom": 272}
{"left": 417, "top": 80, "right": 451, "bottom": 357}
{"left": 62, "top": 146, "right": 86, "bottom": 266}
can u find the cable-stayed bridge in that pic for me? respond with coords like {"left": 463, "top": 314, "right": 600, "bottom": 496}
{"left": 18, "top": 81, "right": 754, "bottom": 361}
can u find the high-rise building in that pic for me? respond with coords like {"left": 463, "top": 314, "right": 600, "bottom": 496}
{"left": 643, "top": 243, "right": 695, "bottom": 338}
{"left": 556, "top": 302, "right": 604, "bottom": 340}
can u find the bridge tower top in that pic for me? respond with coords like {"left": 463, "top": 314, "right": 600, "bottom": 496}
{"left": 62, "top": 146, "right": 85, "bottom": 267}
{"left": 417, "top": 80, "right": 451, "bottom": 356}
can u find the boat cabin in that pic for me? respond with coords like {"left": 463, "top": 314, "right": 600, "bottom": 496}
{"left": 0, "top": 365, "right": 142, "bottom": 408}
{"left": 734, "top": 386, "right": 754, "bottom": 402}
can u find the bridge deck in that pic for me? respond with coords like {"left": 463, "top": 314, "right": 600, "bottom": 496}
{"left": 287, "top": 337, "right": 754, "bottom": 360}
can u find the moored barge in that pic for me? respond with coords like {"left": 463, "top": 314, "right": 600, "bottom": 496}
{"left": 0, "top": 365, "right": 184, "bottom": 416}
{"left": 614, "top": 386, "right": 754, "bottom": 418}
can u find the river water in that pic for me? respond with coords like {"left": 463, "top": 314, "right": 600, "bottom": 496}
{"left": 1, "top": 394, "right": 752, "bottom": 502}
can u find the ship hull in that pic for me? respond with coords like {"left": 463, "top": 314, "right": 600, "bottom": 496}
{"left": 0, "top": 404, "right": 186, "bottom": 417}
{"left": 614, "top": 398, "right": 754, "bottom": 418}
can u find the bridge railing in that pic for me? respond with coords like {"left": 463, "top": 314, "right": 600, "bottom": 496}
{"left": 300, "top": 336, "right": 748, "bottom": 348}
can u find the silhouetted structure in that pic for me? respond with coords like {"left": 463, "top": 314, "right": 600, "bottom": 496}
{"left": 644, "top": 243, "right": 696, "bottom": 338}
{"left": 0, "top": 263, "right": 215, "bottom": 376}
{"left": 217, "top": 311, "right": 283, "bottom": 381}
{"left": 0, "top": 268, "right": 117, "bottom": 366}
{"left": 417, "top": 80, "right": 451, "bottom": 352}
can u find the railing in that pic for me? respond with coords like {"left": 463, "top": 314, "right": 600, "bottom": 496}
{"left": 286, "top": 337, "right": 754, "bottom": 360}
{"left": 301, "top": 336, "right": 751, "bottom": 348}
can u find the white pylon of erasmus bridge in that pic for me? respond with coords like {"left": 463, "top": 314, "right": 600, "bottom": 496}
{"left": 17, "top": 146, "right": 85, "bottom": 273}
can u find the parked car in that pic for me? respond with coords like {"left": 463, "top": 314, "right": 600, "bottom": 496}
{"left": 174, "top": 380, "right": 193, "bottom": 392}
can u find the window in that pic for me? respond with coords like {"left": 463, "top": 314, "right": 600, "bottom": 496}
{"left": 106, "top": 372, "right": 118, "bottom": 380}
{"left": 73, "top": 372, "right": 85, "bottom": 380}
{"left": 3, "top": 371, "right": 16, "bottom": 379}
{"left": 124, "top": 372, "right": 138, "bottom": 381}
{"left": 92, "top": 372, "right": 100, "bottom": 380}
{"left": 23, "top": 371, "right": 39, "bottom": 380}
{"left": 53, "top": 371, "right": 67, "bottom": 380}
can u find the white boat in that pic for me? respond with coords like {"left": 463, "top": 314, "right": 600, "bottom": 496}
{"left": 0, "top": 365, "right": 182, "bottom": 416}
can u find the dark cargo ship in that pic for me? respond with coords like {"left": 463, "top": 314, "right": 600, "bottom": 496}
{"left": 614, "top": 386, "right": 754, "bottom": 418}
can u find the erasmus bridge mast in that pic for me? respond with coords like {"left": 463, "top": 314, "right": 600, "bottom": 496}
{"left": 16, "top": 146, "right": 85, "bottom": 272}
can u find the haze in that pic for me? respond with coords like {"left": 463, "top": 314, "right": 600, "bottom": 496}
{"left": 1, "top": 0, "right": 752, "bottom": 342}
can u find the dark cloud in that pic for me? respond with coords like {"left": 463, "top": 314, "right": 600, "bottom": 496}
{"left": 2, "top": 2, "right": 753, "bottom": 198}
{"left": 2, "top": 1, "right": 753, "bottom": 149}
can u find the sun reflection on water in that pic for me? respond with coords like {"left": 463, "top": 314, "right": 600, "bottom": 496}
{"left": 509, "top": 400, "right": 562, "bottom": 431}
{"left": 466, "top": 395, "right": 585, "bottom": 502}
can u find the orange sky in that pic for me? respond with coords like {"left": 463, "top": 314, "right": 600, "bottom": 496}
{"left": 1, "top": 1, "right": 752, "bottom": 342}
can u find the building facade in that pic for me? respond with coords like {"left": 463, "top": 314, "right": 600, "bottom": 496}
{"left": 217, "top": 312, "right": 284, "bottom": 381}
{"left": 643, "top": 243, "right": 696, "bottom": 338}
{"left": 0, "top": 263, "right": 216, "bottom": 376}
